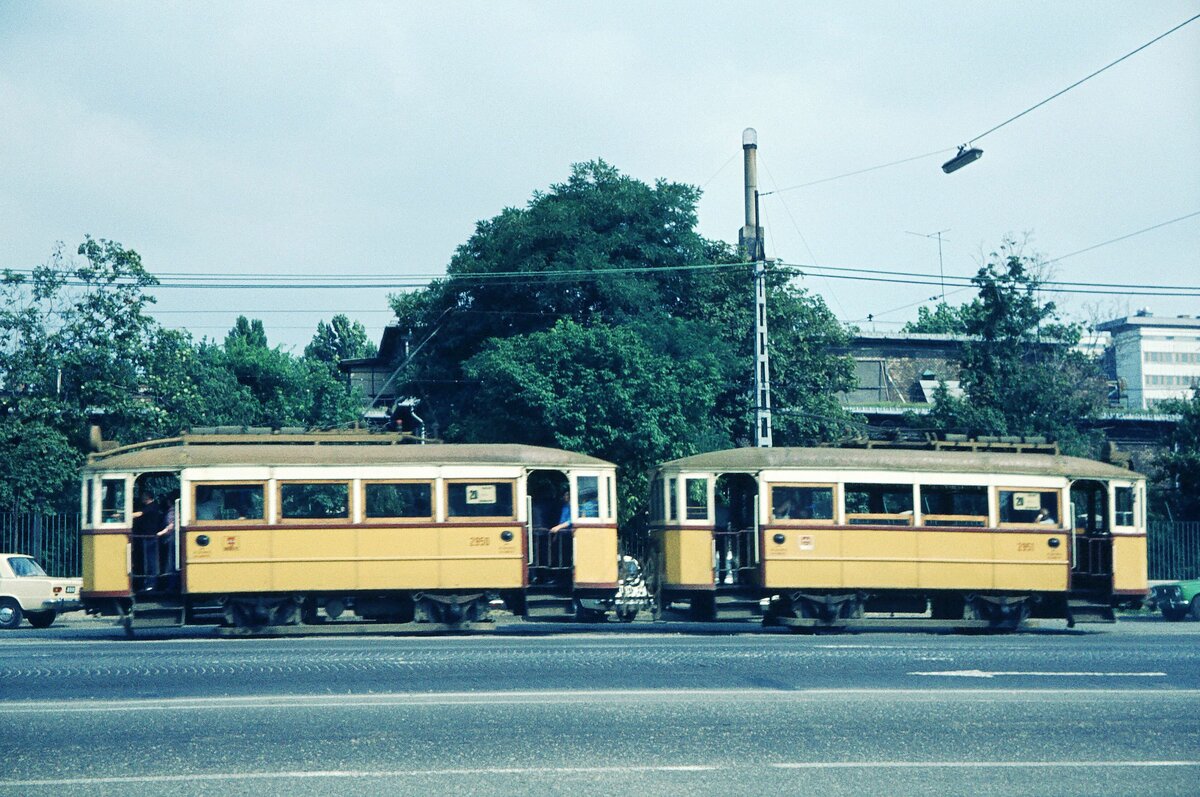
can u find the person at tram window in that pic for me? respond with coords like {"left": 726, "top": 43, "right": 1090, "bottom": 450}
{"left": 196, "top": 490, "right": 222, "bottom": 520}
{"left": 1035, "top": 508, "right": 1057, "bottom": 525}
{"left": 131, "top": 492, "right": 164, "bottom": 589}
{"left": 550, "top": 488, "right": 572, "bottom": 533}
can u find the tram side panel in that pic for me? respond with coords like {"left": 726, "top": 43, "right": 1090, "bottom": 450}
{"left": 183, "top": 522, "right": 524, "bottom": 594}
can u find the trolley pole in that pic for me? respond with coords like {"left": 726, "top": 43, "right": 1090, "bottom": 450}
{"left": 738, "top": 128, "right": 772, "bottom": 447}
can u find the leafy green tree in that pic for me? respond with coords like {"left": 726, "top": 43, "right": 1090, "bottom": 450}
{"left": 460, "top": 320, "right": 721, "bottom": 521}
{"left": 306, "top": 314, "right": 377, "bottom": 375}
{"left": 389, "top": 160, "right": 854, "bottom": 449}
{"left": 1156, "top": 390, "right": 1200, "bottom": 520}
{"left": 901, "top": 302, "right": 969, "bottom": 334}
{"left": 0, "top": 421, "right": 82, "bottom": 512}
{"left": 917, "top": 239, "right": 1104, "bottom": 454}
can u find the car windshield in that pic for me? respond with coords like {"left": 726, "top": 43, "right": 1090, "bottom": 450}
{"left": 8, "top": 557, "right": 47, "bottom": 577}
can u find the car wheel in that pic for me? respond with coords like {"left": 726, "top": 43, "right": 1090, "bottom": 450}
{"left": 0, "top": 598, "right": 23, "bottom": 630}
{"left": 1190, "top": 597, "right": 1200, "bottom": 621}
{"left": 1162, "top": 607, "right": 1187, "bottom": 622}
{"left": 26, "top": 610, "right": 56, "bottom": 629}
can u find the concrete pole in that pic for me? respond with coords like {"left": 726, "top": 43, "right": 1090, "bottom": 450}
{"left": 739, "top": 128, "right": 773, "bottom": 448}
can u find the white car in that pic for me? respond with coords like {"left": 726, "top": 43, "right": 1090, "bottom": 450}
{"left": 0, "top": 553, "right": 82, "bottom": 629}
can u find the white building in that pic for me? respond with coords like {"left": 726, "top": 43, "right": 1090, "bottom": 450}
{"left": 1098, "top": 312, "right": 1200, "bottom": 409}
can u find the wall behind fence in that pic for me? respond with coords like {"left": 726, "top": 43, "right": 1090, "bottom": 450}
{"left": 0, "top": 512, "right": 82, "bottom": 577}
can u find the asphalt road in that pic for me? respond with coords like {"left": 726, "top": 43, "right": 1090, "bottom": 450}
{"left": 0, "top": 616, "right": 1197, "bottom": 796}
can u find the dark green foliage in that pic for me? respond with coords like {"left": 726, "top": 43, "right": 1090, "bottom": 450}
{"left": 901, "top": 302, "right": 969, "bottom": 334}
{"left": 0, "top": 243, "right": 365, "bottom": 510}
{"left": 914, "top": 238, "right": 1105, "bottom": 455}
{"left": 1156, "top": 391, "right": 1200, "bottom": 520}
{"left": 388, "top": 161, "right": 855, "bottom": 524}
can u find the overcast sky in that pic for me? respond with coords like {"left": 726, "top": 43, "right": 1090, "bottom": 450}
{"left": 2, "top": 2, "right": 1197, "bottom": 351}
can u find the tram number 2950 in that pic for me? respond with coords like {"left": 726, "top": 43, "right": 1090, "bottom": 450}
{"left": 469, "top": 536, "right": 491, "bottom": 547}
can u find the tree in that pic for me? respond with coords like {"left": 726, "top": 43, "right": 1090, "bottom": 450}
{"left": 1156, "top": 390, "right": 1200, "bottom": 520}
{"left": 389, "top": 160, "right": 853, "bottom": 441}
{"left": 460, "top": 320, "right": 721, "bottom": 522}
{"left": 901, "top": 302, "right": 969, "bottom": 334}
{"left": 386, "top": 161, "right": 856, "bottom": 523}
{"left": 917, "top": 238, "right": 1105, "bottom": 454}
{"left": 306, "top": 314, "right": 377, "bottom": 372}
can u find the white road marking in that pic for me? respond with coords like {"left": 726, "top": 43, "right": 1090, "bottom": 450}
{"left": 0, "top": 687, "right": 1195, "bottom": 715}
{"left": 909, "top": 669, "right": 1167, "bottom": 678}
{"left": 772, "top": 761, "right": 1200, "bottom": 769}
{"left": 2, "top": 761, "right": 1196, "bottom": 787}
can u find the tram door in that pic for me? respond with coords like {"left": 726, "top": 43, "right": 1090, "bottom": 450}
{"left": 1070, "top": 480, "right": 1112, "bottom": 592}
{"left": 130, "top": 472, "right": 181, "bottom": 594}
{"left": 713, "top": 474, "right": 759, "bottom": 587}
{"left": 527, "top": 470, "right": 572, "bottom": 587}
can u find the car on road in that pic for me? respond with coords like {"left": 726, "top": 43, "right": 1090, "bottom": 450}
{"left": 0, "top": 553, "right": 82, "bottom": 629}
{"left": 1148, "top": 578, "right": 1200, "bottom": 621}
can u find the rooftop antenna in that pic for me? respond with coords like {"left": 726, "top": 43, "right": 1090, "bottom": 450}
{"left": 906, "top": 229, "right": 950, "bottom": 302}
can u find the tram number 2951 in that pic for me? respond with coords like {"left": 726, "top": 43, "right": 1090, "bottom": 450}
{"left": 469, "top": 536, "right": 491, "bottom": 547}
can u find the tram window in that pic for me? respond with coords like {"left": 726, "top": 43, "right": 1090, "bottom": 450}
{"left": 668, "top": 479, "right": 678, "bottom": 521}
{"left": 685, "top": 478, "right": 708, "bottom": 520}
{"left": 100, "top": 479, "right": 126, "bottom": 524}
{"left": 194, "top": 483, "right": 265, "bottom": 522}
{"left": 1114, "top": 487, "right": 1135, "bottom": 527}
{"left": 606, "top": 476, "right": 614, "bottom": 520}
{"left": 845, "top": 483, "right": 914, "bottom": 526}
{"left": 280, "top": 483, "right": 349, "bottom": 520}
{"left": 650, "top": 477, "right": 664, "bottom": 521}
{"left": 998, "top": 490, "right": 1059, "bottom": 526}
{"left": 364, "top": 482, "right": 433, "bottom": 519}
{"left": 771, "top": 485, "right": 834, "bottom": 522}
{"left": 447, "top": 481, "right": 515, "bottom": 519}
{"left": 576, "top": 476, "right": 600, "bottom": 518}
{"left": 84, "top": 479, "right": 95, "bottom": 527}
{"left": 920, "top": 485, "right": 988, "bottom": 527}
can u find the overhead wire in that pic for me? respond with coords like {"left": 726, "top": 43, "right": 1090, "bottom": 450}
{"left": 964, "top": 12, "right": 1200, "bottom": 146}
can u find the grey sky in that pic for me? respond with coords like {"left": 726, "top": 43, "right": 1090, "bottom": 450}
{"left": 2, "top": 2, "right": 1197, "bottom": 351}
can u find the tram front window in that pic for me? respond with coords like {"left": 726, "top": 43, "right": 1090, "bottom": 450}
{"left": 576, "top": 476, "right": 600, "bottom": 518}
{"left": 100, "top": 479, "right": 126, "bottom": 524}
{"left": 846, "top": 483, "right": 914, "bottom": 526}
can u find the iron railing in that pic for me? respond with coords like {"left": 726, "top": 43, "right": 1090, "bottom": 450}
{"left": 1148, "top": 521, "right": 1200, "bottom": 581}
{"left": 0, "top": 512, "right": 82, "bottom": 577}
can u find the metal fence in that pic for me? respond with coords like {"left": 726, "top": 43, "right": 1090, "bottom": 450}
{"left": 0, "top": 512, "right": 82, "bottom": 577}
{"left": 1148, "top": 521, "right": 1200, "bottom": 581}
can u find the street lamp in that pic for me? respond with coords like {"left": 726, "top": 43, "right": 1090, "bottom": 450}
{"left": 942, "top": 145, "right": 983, "bottom": 174}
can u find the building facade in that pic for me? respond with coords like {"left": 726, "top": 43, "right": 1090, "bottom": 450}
{"left": 1097, "top": 313, "right": 1200, "bottom": 409}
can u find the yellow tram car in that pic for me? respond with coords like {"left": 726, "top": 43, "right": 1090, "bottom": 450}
{"left": 649, "top": 447, "right": 1148, "bottom": 629}
{"left": 80, "top": 431, "right": 620, "bottom": 632}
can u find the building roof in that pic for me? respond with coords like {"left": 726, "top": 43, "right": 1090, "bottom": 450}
{"left": 1097, "top": 314, "right": 1200, "bottom": 333}
{"left": 84, "top": 433, "right": 614, "bottom": 473}
{"left": 657, "top": 446, "right": 1141, "bottom": 480}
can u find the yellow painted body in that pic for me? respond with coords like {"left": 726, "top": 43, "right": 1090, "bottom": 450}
{"left": 82, "top": 534, "right": 130, "bottom": 594}
{"left": 763, "top": 528, "right": 1070, "bottom": 592}
{"left": 657, "top": 528, "right": 714, "bottom": 587}
{"left": 573, "top": 526, "right": 618, "bottom": 585}
{"left": 184, "top": 525, "right": 524, "bottom": 594}
{"left": 1112, "top": 535, "right": 1148, "bottom": 594}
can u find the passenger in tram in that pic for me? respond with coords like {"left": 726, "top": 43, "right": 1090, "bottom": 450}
{"left": 550, "top": 488, "right": 572, "bottom": 533}
{"left": 1036, "top": 508, "right": 1057, "bottom": 525}
{"left": 131, "top": 491, "right": 163, "bottom": 590}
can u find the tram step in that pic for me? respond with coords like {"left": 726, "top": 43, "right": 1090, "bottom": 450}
{"left": 524, "top": 596, "right": 575, "bottom": 619}
{"left": 713, "top": 595, "right": 763, "bottom": 620}
{"left": 1066, "top": 600, "right": 1116, "bottom": 625}
{"left": 130, "top": 603, "right": 186, "bottom": 628}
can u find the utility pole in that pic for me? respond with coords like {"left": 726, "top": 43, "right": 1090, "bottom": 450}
{"left": 739, "top": 128, "right": 772, "bottom": 448}
{"left": 906, "top": 229, "right": 950, "bottom": 302}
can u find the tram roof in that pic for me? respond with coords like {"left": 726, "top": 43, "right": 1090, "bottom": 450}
{"left": 83, "top": 434, "right": 615, "bottom": 473}
{"left": 656, "top": 447, "right": 1143, "bottom": 481}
